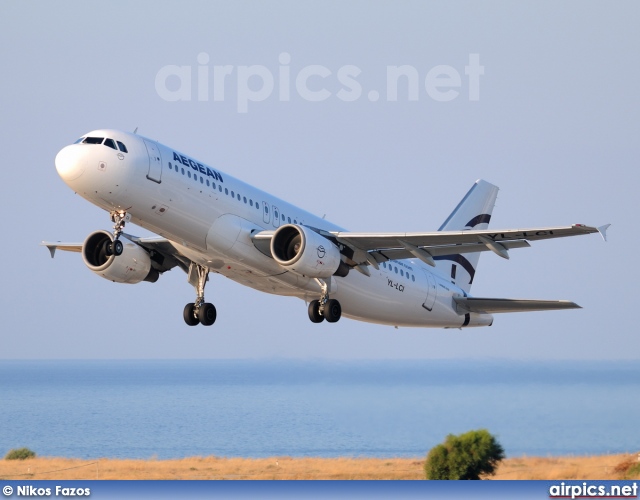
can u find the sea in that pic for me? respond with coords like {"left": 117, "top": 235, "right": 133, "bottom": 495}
{"left": 0, "top": 359, "right": 638, "bottom": 460}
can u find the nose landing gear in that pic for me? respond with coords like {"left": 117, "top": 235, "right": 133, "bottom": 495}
{"left": 104, "top": 209, "right": 129, "bottom": 256}
{"left": 184, "top": 263, "right": 217, "bottom": 326}
{"left": 307, "top": 278, "right": 342, "bottom": 323}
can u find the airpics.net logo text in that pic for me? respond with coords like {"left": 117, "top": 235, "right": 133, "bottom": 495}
{"left": 155, "top": 52, "right": 484, "bottom": 113}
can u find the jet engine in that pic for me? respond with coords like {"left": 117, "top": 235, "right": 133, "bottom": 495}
{"left": 81, "top": 230, "right": 159, "bottom": 284}
{"left": 270, "top": 225, "right": 348, "bottom": 278}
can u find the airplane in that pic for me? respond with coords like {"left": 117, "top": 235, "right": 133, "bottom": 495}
{"left": 43, "top": 129, "right": 609, "bottom": 328}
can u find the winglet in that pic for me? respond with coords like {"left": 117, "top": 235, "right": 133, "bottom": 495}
{"left": 597, "top": 224, "right": 611, "bottom": 242}
{"left": 42, "top": 243, "right": 56, "bottom": 258}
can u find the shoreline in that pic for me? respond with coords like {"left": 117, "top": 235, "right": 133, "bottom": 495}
{"left": 1, "top": 454, "right": 638, "bottom": 480}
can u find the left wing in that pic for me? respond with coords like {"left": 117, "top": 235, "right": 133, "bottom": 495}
{"left": 42, "top": 233, "right": 189, "bottom": 274}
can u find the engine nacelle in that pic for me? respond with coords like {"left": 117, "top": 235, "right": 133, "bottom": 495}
{"left": 81, "top": 230, "right": 158, "bottom": 284}
{"left": 270, "top": 225, "right": 345, "bottom": 279}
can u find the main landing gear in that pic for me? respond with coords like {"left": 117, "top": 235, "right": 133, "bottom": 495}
{"left": 307, "top": 278, "right": 342, "bottom": 323}
{"left": 104, "top": 209, "right": 128, "bottom": 257}
{"left": 183, "top": 263, "right": 217, "bottom": 326}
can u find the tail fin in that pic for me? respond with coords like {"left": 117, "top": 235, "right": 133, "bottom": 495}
{"left": 434, "top": 179, "right": 499, "bottom": 294}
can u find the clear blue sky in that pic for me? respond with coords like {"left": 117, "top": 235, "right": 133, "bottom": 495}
{"left": 0, "top": 1, "right": 636, "bottom": 359}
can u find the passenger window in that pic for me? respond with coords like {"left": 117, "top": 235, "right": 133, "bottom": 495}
{"left": 282, "top": 214, "right": 285, "bottom": 221}
{"left": 250, "top": 200, "right": 253, "bottom": 207}
{"left": 243, "top": 196, "right": 247, "bottom": 203}
{"left": 116, "top": 141, "right": 128, "bottom": 153}
{"left": 394, "top": 267, "right": 398, "bottom": 274}
{"left": 83, "top": 137, "right": 104, "bottom": 144}
{"left": 188, "top": 172, "right": 191, "bottom": 178}
{"left": 265, "top": 206, "right": 269, "bottom": 214}
{"left": 181, "top": 168, "right": 185, "bottom": 175}
{"left": 225, "top": 188, "right": 228, "bottom": 195}
{"left": 200, "top": 177, "right": 204, "bottom": 184}
{"left": 104, "top": 138, "right": 117, "bottom": 150}
{"left": 212, "top": 183, "right": 216, "bottom": 190}
{"left": 294, "top": 220, "right": 297, "bottom": 224}
{"left": 168, "top": 162, "right": 172, "bottom": 170}
{"left": 231, "top": 191, "right": 235, "bottom": 197}
{"left": 412, "top": 275, "right": 415, "bottom": 282}
{"left": 288, "top": 217, "right": 291, "bottom": 223}
{"left": 237, "top": 193, "right": 241, "bottom": 201}
{"left": 206, "top": 180, "right": 209, "bottom": 186}
{"left": 219, "top": 185, "right": 222, "bottom": 192}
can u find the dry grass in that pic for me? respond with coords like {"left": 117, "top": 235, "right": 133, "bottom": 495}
{"left": 0, "top": 454, "right": 638, "bottom": 480}
{"left": 493, "top": 454, "right": 640, "bottom": 480}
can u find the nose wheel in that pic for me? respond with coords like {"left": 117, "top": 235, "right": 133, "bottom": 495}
{"left": 184, "top": 263, "right": 217, "bottom": 326}
{"left": 104, "top": 209, "right": 129, "bottom": 256}
{"left": 307, "top": 279, "right": 342, "bottom": 323}
{"left": 108, "top": 239, "right": 124, "bottom": 256}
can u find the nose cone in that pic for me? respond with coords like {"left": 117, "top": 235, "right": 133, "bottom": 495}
{"left": 55, "top": 145, "right": 86, "bottom": 182}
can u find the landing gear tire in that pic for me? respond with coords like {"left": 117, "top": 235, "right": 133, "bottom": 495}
{"left": 183, "top": 303, "right": 200, "bottom": 326}
{"left": 308, "top": 300, "right": 324, "bottom": 323}
{"left": 324, "top": 299, "right": 342, "bottom": 323}
{"left": 198, "top": 303, "right": 217, "bottom": 326}
{"left": 112, "top": 239, "right": 123, "bottom": 256}
{"left": 103, "top": 240, "right": 114, "bottom": 257}
{"left": 103, "top": 239, "right": 123, "bottom": 257}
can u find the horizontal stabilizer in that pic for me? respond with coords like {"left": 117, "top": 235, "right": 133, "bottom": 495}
{"left": 454, "top": 297, "right": 581, "bottom": 314}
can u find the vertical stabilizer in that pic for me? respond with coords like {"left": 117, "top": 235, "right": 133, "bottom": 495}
{"left": 435, "top": 179, "right": 499, "bottom": 294}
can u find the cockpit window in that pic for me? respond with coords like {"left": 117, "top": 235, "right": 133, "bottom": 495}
{"left": 104, "top": 138, "right": 117, "bottom": 150}
{"left": 74, "top": 137, "right": 85, "bottom": 144}
{"left": 116, "top": 141, "right": 128, "bottom": 153}
{"left": 82, "top": 137, "right": 104, "bottom": 144}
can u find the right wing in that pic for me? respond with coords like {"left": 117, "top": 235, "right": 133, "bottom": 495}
{"left": 327, "top": 224, "right": 608, "bottom": 267}
{"left": 253, "top": 223, "right": 609, "bottom": 271}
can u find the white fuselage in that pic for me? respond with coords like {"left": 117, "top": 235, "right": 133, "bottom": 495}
{"left": 55, "top": 129, "right": 490, "bottom": 328}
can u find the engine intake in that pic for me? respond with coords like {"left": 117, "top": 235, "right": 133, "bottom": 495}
{"left": 270, "top": 225, "right": 347, "bottom": 278}
{"left": 82, "top": 230, "right": 158, "bottom": 284}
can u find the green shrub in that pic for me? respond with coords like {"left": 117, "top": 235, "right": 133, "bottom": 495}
{"left": 5, "top": 447, "right": 36, "bottom": 460}
{"left": 625, "top": 462, "right": 640, "bottom": 479}
{"left": 424, "top": 429, "right": 504, "bottom": 480}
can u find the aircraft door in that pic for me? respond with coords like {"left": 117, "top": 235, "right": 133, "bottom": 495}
{"left": 421, "top": 269, "right": 438, "bottom": 311}
{"left": 272, "top": 206, "right": 280, "bottom": 228}
{"left": 262, "top": 201, "right": 270, "bottom": 224}
{"left": 144, "top": 140, "right": 162, "bottom": 183}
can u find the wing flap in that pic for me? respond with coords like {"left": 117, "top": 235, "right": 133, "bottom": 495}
{"left": 121, "top": 234, "right": 188, "bottom": 273}
{"left": 370, "top": 239, "right": 531, "bottom": 262}
{"left": 454, "top": 297, "right": 581, "bottom": 314}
